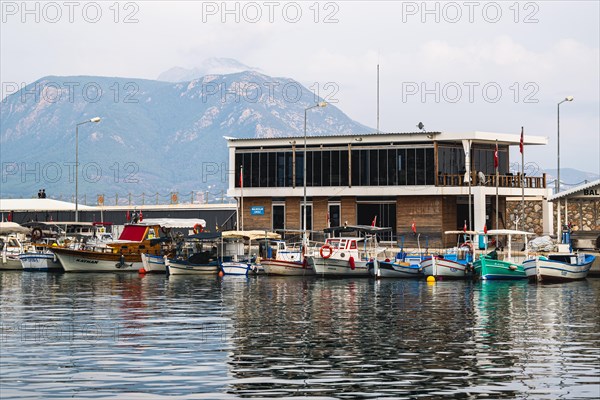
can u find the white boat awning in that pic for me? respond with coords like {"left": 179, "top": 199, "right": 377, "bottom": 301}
{"left": 140, "top": 218, "right": 206, "bottom": 228}
{"left": 0, "top": 222, "right": 31, "bottom": 234}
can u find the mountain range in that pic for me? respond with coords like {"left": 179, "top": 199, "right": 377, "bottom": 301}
{"left": 0, "top": 68, "right": 371, "bottom": 201}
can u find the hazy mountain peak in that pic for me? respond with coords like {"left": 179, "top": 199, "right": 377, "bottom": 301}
{"left": 157, "top": 58, "right": 261, "bottom": 82}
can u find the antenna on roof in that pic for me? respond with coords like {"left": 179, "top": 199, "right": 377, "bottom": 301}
{"left": 376, "top": 62, "right": 380, "bottom": 134}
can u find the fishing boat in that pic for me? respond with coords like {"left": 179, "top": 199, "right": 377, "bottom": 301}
{"left": 473, "top": 229, "right": 534, "bottom": 280}
{"left": 308, "top": 226, "right": 389, "bottom": 277}
{"left": 219, "top": 231, "right": 281, "bottom": 276}
{"left": 369, "top": 258, "right": 421, "bottom": 278}
{"left": 523, "top": 253, "right": 596, "bottom": 282}
{"left": 0, "top": 222, "right": 29, "bottom": 270}
{"left": 165, "top": 232, "right": 221, "bottom": 275}
{"left": 141, "top": 253, "right": 167, "bottom": 273}
{"left": 54, "top": 218, "right": 205, "bottom": 272}
{"left": 19, "top": 240, "right": 62, "bottom": 272}
{"left": 259, "top": 238, "right": 312, "bottom": 276}
{"left": 420, "top": 231, "right": 476, "bottom": 280}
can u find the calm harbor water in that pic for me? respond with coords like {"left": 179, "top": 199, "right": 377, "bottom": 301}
{"left": 1, "top": 272, "right": 599, "bottom": 399}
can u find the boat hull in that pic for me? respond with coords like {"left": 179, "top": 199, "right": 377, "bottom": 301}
{"left": 523, "top": 255, "right": 595, "bottom": 282}
{"left": 310, "top": 257, "right": 369, "bottom": 277}
{"left": 473, "top": 257, "right": 526, "bottom": 280}
{"left": 370, "top": 260, "right": 421, "bottom": 278}
{"left": 221, "top": 261, "right": 251, "bottom": 276}
{"left": 141, "top": 253, "right": 166, "bottom": 273}
{"left": 19, "top": 253, "right": 62, "bottom": 271}
{"left": 421, "top": 256, "right": 469, "bottom": 279}
{"left": 0, "top": 256, "right": 22, "bottom": 270}
{"left": 53, "top": 248, "right": 142, "bottom": 272}
{"left": 262, "top": 259, "right": 314, "bottom": 276}
{"left": 166, "top": 259, "right": 219, "bottom": 275}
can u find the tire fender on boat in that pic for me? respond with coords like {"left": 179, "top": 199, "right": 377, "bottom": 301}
{"left": 193, "top": 224, "right": 203, "bottom": 234}
{"left": 349, "top": 256, "right": 355, "bottom": 270}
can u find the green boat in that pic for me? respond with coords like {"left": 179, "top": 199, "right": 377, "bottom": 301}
{"left": 473, "top": 229, "right": 534, "bottom": 280}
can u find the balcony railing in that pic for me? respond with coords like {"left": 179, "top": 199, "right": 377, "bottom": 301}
{"left": 437, "top": 173, "right": 547, "bottom": 188}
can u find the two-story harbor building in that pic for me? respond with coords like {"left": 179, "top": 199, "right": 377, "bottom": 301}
{"left": 226, "top": 131, "right": 554, "bottom": 247}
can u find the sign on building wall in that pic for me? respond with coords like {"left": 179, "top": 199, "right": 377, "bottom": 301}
{"left": 250, "top": 206, "right": 265, "bottom": 215}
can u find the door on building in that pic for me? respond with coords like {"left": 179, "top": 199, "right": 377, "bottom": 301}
{"left": 356, "top": 202, "right": 396, "bottom": 242}
{"left": 456, "top": 198, "right": 473, "bottom": 230}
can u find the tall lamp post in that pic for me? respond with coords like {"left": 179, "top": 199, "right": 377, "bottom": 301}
{"left": 75, "top": 117, "right": 101, "bottom": 222}
{"left": 303, "top": 102, "right": 327, "bottom": 243}
{"left": 556, "top": 96, "right": 573, "bottom": 238}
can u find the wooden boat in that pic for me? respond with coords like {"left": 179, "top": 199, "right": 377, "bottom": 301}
{"left": 523, "top": 253, "right": 596, "bottom": 282}
{"left": 54, "top": 219, "right": 204, "bottom": 272}
{"left": 308, "top": 226, "right": 389, "bottom": 277}
{"left": 420, "top": 230, "right": 476, "bottom": 280}
{"left": 473, "top": 229, "right": 534, "bottom": 280}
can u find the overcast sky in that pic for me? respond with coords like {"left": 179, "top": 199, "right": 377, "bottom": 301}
{"left": 2, "top": 0, "right": 599, "bottom": 177}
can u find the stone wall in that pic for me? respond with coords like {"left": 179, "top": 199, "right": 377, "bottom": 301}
{"left": 557, "top": 199, "right": 600, "bottom": 232}
{"left": 505, "top": 199, "right": 545, "bottom": 235}
{"left": 506, "top": 198, "right": 600, "bottom": 235}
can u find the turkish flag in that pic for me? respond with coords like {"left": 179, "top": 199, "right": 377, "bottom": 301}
{"left": 411, "top": 221, "right": 416, "bottom": 234}
{"left": 494, "top": 142, "right": 498, "bottom": 170}
{"left": 484, "top": 224, "right": 488, "bottom": 234}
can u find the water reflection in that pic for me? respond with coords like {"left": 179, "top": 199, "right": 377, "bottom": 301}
{"left": 0, "top": 272, "right": 598, "bottom": 399}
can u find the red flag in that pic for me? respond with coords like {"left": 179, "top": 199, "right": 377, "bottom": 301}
{"left": 239, "top": 165, "right": 243, "bottom": 188}
{"left": 7, "top": 212, "right": 12, "bottom": 222}
{"left": 126, "top": 210, "right": 131, "bottom": 222}
{"left": 494, "top": 142, "right": 498, "bottom": 169}
{"left": 483, "top": 224, "right": 488, "bottom": 234}
{"left": 519, "top": 126, "right": 524, "bottom": 154}
{"left": 371, "top": 215, "right": 377, "bottom": 227}
{"left": 411, "top": 221, "right": 416, "bottom": 234}
{"left": 463, "top": 221, "right": 467, "bottom": 233}
{"left": 139, "top": 210, "right": 143, "bottom": 222}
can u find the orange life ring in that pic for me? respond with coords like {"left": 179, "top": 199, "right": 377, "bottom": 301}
{"left": 193, "top": 224, "right": 203, "bottom": 234}
{"left": 460, "top": 241, "right": 474, "bottom": 251}
{"left": 320, "top": 244, "right": 333, "bottom": 259}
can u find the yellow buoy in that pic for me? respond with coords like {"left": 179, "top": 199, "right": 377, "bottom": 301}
{"left": 426, "top": 276, "right": 436, "bottom": 283}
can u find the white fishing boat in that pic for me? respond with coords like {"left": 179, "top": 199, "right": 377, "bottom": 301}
{"left": 420, "top": 230, "right": 476, "bottom": 280}
{"left": 19, "top": 240, "right": 62, "bottom": 271}
{"left": 369, "top": 258, "right": 421, "bottom": 278}
{"left": 141, "top": 253, "right": 166, "bottom": 273}
{"left": 523, "top": 253, "right": 596, "bottom": 282}
{"left": 219, "top": 230, "right": 280, "bottom": 276}
{"left": 308, "top": 226, "right": 389, "bottom": 277}
{"left": 0, "top": 222, "right": 29, "bottom": 270}
{"left": 259, "top": 239, "right": 312, "bottom": 276}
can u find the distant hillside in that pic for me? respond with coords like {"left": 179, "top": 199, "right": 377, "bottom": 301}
{"left": 0, "top": 71, "right": 372, "bottom": 201}
{"left": 157, "top": 58, "right": 261, "bottom": 82}
{"left": 544, "top": 168, "right": 600, "bottom": 190}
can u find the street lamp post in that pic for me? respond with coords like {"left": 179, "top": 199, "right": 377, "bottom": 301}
{"left": 556, "top": 96, "right": 573, "bottom": 239}
{"left": 75, "top": 117, "right": 101, "bottom": 222}
{"left": 303, "top": 102, "right": 327, "bottom": 243}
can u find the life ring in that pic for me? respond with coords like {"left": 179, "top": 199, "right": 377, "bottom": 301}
{"left": 193, "top": 224, "right": 203, "bottom": 234}
{"left": 320, "top": 244, "right": 333, "bottom": 259}
{"left": 460, "top": 241, "right": 474, "bottom": 251}
{"left": 31, "top": 227, "right": 43, "bottom": 242}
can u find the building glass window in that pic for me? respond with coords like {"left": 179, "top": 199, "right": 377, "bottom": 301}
{"left": 340, "top": 150, "right": 349, "bottom": 186}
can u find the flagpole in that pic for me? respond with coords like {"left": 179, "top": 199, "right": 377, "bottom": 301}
{"left": 240, "top": 164, "right": 244, "bottom": 231}
{"left": 495, "top": 139, "right": 499, "bottom": 246}
{"left": 520, "top": 127, "right": 525, "bottom": 230}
